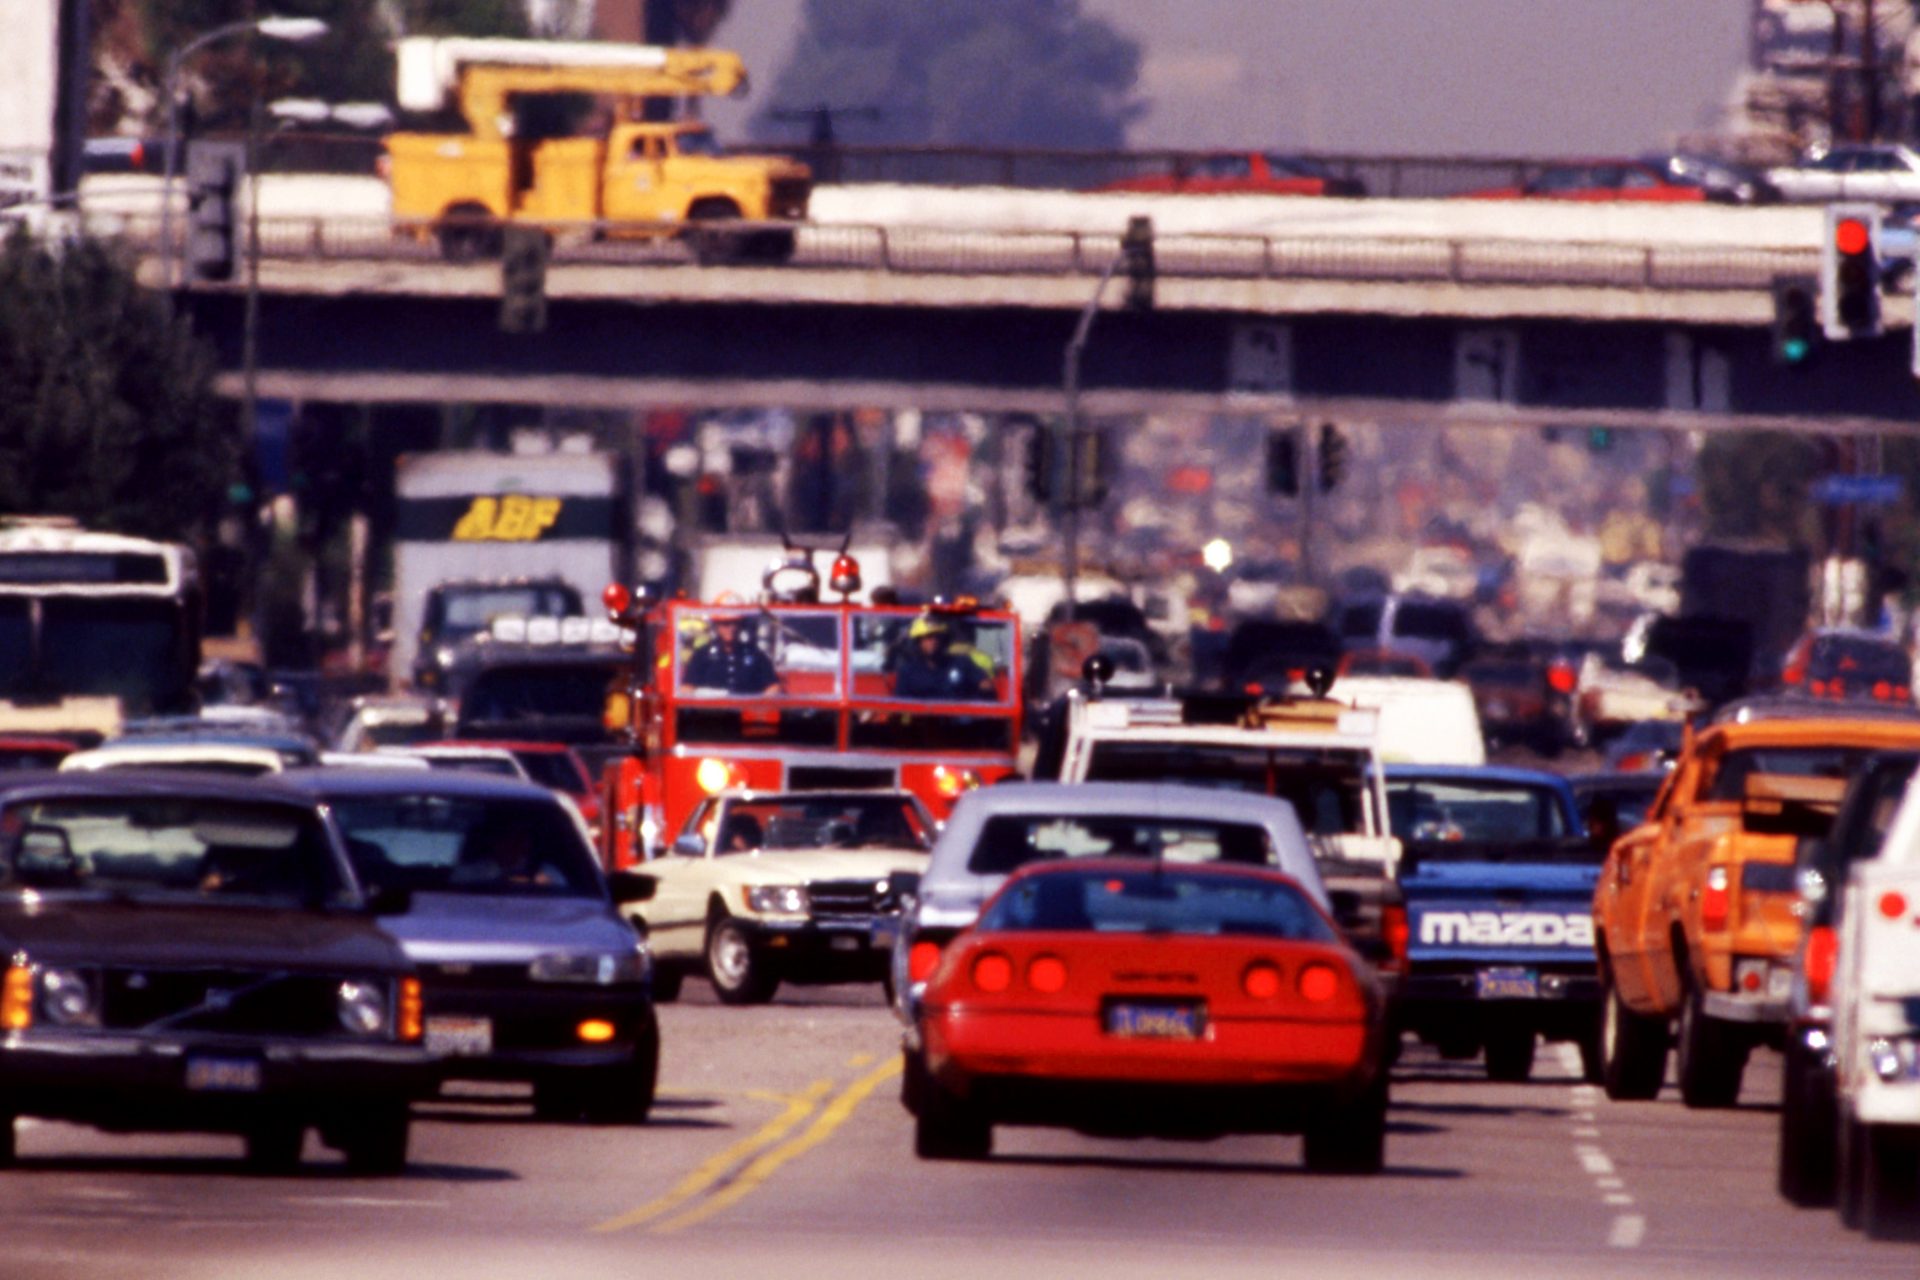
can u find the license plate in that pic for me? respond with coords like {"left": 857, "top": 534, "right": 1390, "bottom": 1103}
{"left": 185, "top": 1055, "right": 263, "bottom": 1092}
{"left": 425, "top": 1015, "right": 493, "bottom": 1057}
{"left": 829, "top": 935, "right": 863, "bottom": 953}
{"left": 1477, "top": 966, "right": 1539, "bottom": 999}
{"left": 1104, "top": 1001, "right": 1205, "bottom": 1040}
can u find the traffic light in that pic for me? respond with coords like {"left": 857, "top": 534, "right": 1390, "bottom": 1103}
{"left": 184, "top": 141, "right": 243, "bottom": 282}
{"left": 1265, "top": 427, "right": 1300, "bottom": 495}
{"left": 1771, "top": 277, "right": 1819, "bottom": 366}
{"left": 499, "top": 225, "right": 549, "bottom": 334}
{"left": 1121, "top": 215, "right": 1154, "bottom": 311}
{"left": 1821, "top": 204, "right": 1881, "bottom": 340}
{"left": 1318, "top": 423, "right": 1347, "bottom": 491}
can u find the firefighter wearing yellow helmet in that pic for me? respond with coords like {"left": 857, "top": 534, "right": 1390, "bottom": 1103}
{"left": 896, "top": 613, "right": 995, "bottom": 700}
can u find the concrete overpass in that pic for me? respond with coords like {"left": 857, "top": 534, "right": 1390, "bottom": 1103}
{"left": 82, "top": 177, "right": 1918, "bottom": 432}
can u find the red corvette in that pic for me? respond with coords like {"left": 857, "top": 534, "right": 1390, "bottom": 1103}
{"left": 904, "top": 858, "right": 1388, "bottom": 1172}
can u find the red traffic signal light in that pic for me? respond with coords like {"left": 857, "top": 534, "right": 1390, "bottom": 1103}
{"left": 1822, "top": 205, "right": 1881, "bottom": 340}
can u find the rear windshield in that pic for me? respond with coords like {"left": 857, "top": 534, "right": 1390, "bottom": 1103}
{"left": 966, "top": 814, "right": 1274, "bottom": 875}
{"left": 1808, "top": 637, "right": 1910, "bottom": 685}
{"left": 1083, "top": 742, "right": 1365, "bottom": 836}
{"left": 516, "top": 751, "right": 588, "bottom": 793}
{"left": 1387, "top": 777, "right": 1575, "bottom": 843}
{"left": 979, "top": 866, "right": 1334, "bottom": 941}
{"left": 1704, "top": 746, "right": 1880, "bottom": 801}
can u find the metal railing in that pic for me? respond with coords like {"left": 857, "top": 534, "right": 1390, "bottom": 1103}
{"left": 85, "top": 208, "right": 1818, "bottom": 295}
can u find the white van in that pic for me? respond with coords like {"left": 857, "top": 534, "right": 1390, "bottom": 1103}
{"left": 1329, "top": 675, "right": 1486, "bottom": 766}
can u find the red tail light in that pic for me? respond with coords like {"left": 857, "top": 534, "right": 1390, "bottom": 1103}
{"left": 1242, "top": 962, "right": 1283, "bottom": 999}
{"left": 1297, "top": 963, "right": 1340, "bottom": 1003}
{"left": 1026, "top": 955, "right": 1067, "bottom": 994}
{"left": 1875, "top": 680, "right": 1894, "bottom": 701}
{"left": 971, "top": 952, "right": 1012, "bottom": 993}
{"left": 1547, "top": 662, "right": 1577, "bottom": 694}
{"left": 1702, "top": 866, "right": 1731, "bottom": 930}
{"left": 1381, "top": 904, "right": 1410, "bottom": 974}
{"left": 907, "top": 940, "right": 944, "bottom": 983}
{"left": 1806, "top": 925, "right": 1837, "bottom": 1004}
{"left": 1810, "top": 679, "right": 1828, "bottom": 697}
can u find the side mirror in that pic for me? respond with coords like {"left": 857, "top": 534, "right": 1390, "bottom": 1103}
{"left": 365, "top": 884, "right": 413, "bottom": 916}
{"left": 672, "top": 833, "right": 706, "bottom": 858}
{"left": 607, "top": 869, "right": 658, "bottom": 905}
{"left": 1796, "top": 864, "right": 1829, "bottom": 906}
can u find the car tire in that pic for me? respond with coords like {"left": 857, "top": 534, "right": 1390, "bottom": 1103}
{"left": 1483, "top": 1026, "right": 1535, "bottom": 1083}
{"left": 1303, "top": 1076, "right": 1388, "bottom": 1175}
{"left": 0, "top": 1115, "right": 13, "bottom": 1167}
{"left": 1841, "top": 1112, "right": 1869, "bottom": 1229}
{"left": 1862, "top": 1123, "right": 1920, "bottom": 1241}
{"left": 901, "top": 1048, "right": 928, "bottom": 1116}
{"left": 651, "top": 965, "right": 684, "bottom": 1004}
{"left": 1599, "top": 974, "right": 1667, "bottom": 1101}
{"left": 243, "top": 1119, "right": 306, "bottom": 1173}
{"left": 1675, "top": 987, "right": 1746, "bottom": 1109}
{"left": 1778, "top": 1032, "right": 1838, "bottom": 1207}
{"left": 706, "top": 915, "right": 778, "bottom": 1005}
{"left": 582, "top": 1006, "right": 661, "bottom": 1126}
{"left": 1576, "top": 1028, "right": 1605, "bottom": 1085}
{"left": 335, "top": 1103, "right": 411, "bottom": 1176}
{"left": 914, "top": 1078, "right": 991, "bottom": 1161}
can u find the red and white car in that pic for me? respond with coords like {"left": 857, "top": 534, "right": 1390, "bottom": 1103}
{"left": 905, "top": 857, "right": 1389, "bottom": 1171}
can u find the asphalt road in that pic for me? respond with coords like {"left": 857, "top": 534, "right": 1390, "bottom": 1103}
{"left": 3, "top": 977, "right": 1915, "bottom": 1280}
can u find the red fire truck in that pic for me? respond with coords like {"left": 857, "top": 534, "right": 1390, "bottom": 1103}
{"left": 597, "top": 553, "right": 1022, "bottom": 868}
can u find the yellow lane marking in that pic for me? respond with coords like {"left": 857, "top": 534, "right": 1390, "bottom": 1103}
{"left": 846, "top": 1052, "right": 877, "bottom": 1068}
{"left": 650, "top": 1055, "right": 903, "bottom": 1236}
{"left": 592, "top": 1079, "right": 834, "bottom": 1233}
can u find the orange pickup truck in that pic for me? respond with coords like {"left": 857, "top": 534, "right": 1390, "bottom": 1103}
{"left": 1593, "top": 708, "right": 1920, "bottom": 1107}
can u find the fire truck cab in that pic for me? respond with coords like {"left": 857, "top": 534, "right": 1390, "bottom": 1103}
{"left": 598, "top": 557, "right": 1022, "bottom": 869}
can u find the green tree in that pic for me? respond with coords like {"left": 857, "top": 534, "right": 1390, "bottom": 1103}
{"left": 753, "top": 0, "right": 1144, "bottom": 148}
{"left": 0, "top": 230, "right": 237, "bottom": 540}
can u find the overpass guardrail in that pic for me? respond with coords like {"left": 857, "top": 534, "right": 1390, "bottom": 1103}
{"left": 83, "top": 208, "right": 1820, "bottom": 295}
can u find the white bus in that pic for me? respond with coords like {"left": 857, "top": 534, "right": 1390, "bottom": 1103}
{"left": 0, "top": 519, "right": 202, "bottom": 742}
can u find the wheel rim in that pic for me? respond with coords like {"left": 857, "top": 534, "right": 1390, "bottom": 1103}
{"left": 710, "top": 924, "right": 750, "bottom": 987}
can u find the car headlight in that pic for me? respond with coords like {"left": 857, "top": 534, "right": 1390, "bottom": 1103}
{"left": 745, "top": 885, "right": 808, "bottom": 915}
{"left": 529, "top": 950, "right": 646, "bottom": 985}
{"left": 40, "top": 967, "right": 97, "bottom": 1027}
{"left": 337, "top": 980, "right": 390, "bottom": 1036}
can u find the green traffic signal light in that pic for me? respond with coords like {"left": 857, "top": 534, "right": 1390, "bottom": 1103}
{"left": 1772, "top": 278, "right": 1818, "bottom": 366}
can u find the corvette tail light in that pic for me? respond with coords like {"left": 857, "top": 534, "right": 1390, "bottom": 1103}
{"left": 2, "top": 965, "right": 32, "bottom": 1030}
{"left": 1702, "top": 866, "right": 1731, "bottom": 930}
{"left": 1547, "top": 662, "right": 1577, "bottom": 694}
{"left": 1297, "top": 963, "right": 1340, "bottom": 1003}
{"left": 1381, "top": 904, "right": 1410, "bottom": 975}
{"left": 1242, "top": 962, "right": 1283, "bottom": 999}
{"left": 1806, "top": 925, "right": 1837, "bottom": 1004}
{"left": 908, "top": 940, "right": 944, "bottom": 984}
{"left": 971, "top": 952, "right": 1012, "bottom": 993}
{"left": 1810, "top": 679, "right": 1828, "bottom": 697}
{"left": 1026, "top": 955, "right": 1067, "bottom": 994}
{"left": 1880, "top": 890, "right": 1910, "bottom": 921}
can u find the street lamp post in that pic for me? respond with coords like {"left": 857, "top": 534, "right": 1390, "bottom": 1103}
{"left": 158, "top": 15, "right": 326, "bottom": 291}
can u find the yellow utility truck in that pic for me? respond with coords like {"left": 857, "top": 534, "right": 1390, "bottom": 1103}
{"left": 386, "top": 37, "right": 811, "bottom": 262}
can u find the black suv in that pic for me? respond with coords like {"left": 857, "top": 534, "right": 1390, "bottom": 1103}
{"left": 412, "top": 577, "right": 585, "bottom": 693}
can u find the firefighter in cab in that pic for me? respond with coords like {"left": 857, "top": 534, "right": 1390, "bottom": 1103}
{"left": 895, "top": 615, "right": 995, "bottom": 700}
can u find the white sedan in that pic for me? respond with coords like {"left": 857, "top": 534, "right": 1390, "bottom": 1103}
{"left": 1766, "top": 144, "right": 1920, "bottom": 204}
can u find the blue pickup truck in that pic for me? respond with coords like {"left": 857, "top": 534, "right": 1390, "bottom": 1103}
{"left": 1386, "top": 764, "right": 1603, "bottom": 1082}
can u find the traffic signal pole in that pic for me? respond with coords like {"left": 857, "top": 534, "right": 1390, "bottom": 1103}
{"left": 1060, "top": 252, "right": 1122, "bottom": 617}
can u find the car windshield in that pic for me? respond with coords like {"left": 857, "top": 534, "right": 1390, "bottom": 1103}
{"left": 419, "top": 754, "right": 521, "bottom": 778}
{"left": 0, "top": 795, "right": 350, "bottom": 906}
{"left": 966, "top": 814, "right": 1274, "bottom": 875}
{"left": 435, "top": 584, "right": 580, "bottom": 637}
{"left": 514, "top": 751, "right": 589, "bottom": 793}
{"left": 704, "top": 795, "right": 933, "bottom": 854}
{"left": 1387, "top": 777, "right": 1574, "bottom": 845}
{"left": 979, "top": 866, "right": 1335, "bottom": 941}
{"left": 1082, "top": 742, "right": 1367, "bottom": 836}
{"left": 327, "top": 794, "right": 602, "bottom": 897}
